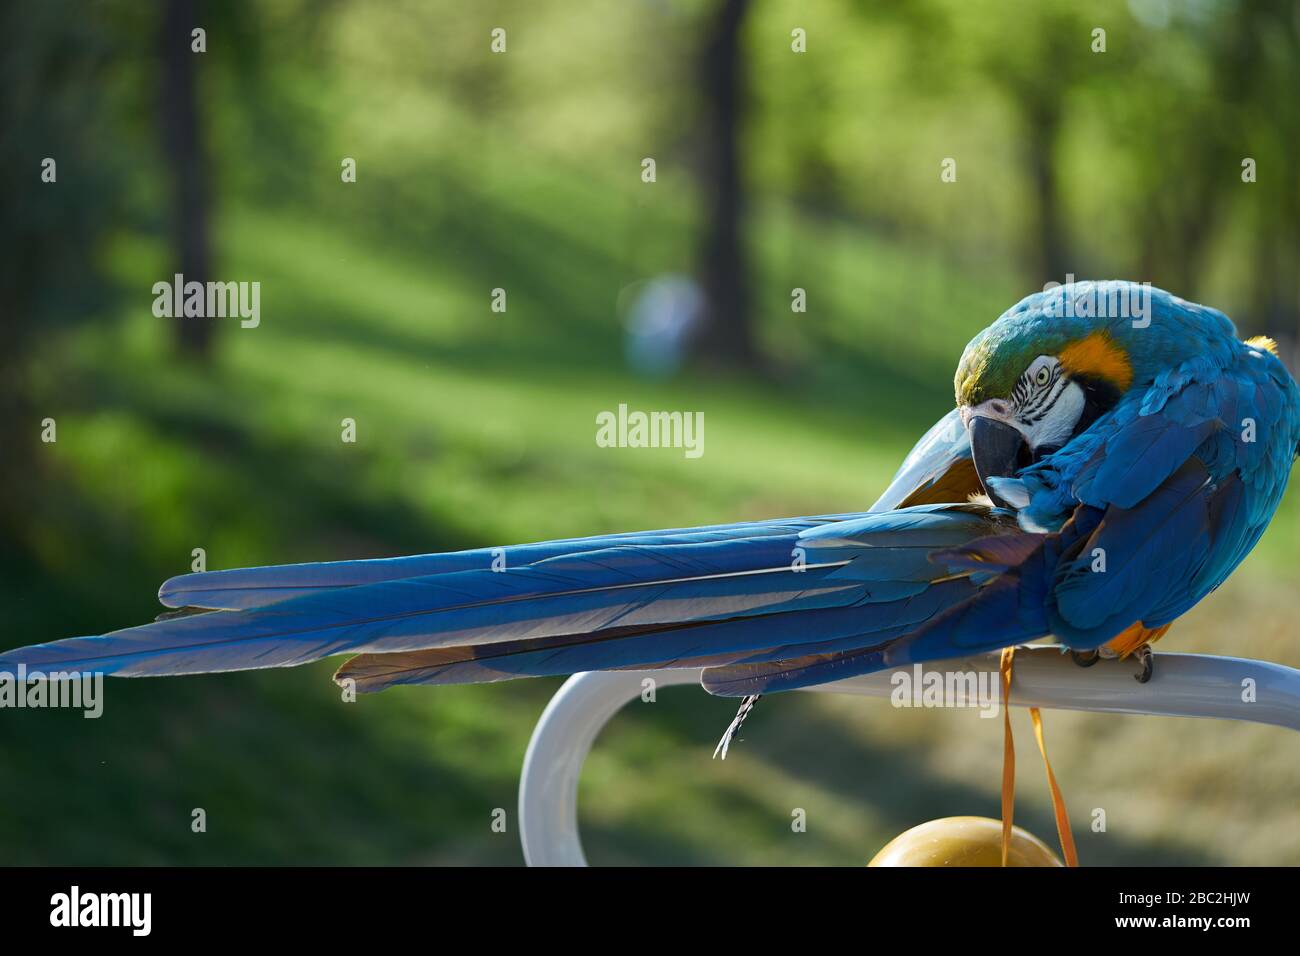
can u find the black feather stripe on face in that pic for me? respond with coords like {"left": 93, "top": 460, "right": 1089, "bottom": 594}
{"left": 1070, "top": 373, "right": 1123, "bottom": 437}
{"left": 1015, "top": 365, "right": 1063, "bottom": 426}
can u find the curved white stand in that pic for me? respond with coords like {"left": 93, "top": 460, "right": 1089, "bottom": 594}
{"left": 518, "top": 646, "right": 1300, "bottom": 866}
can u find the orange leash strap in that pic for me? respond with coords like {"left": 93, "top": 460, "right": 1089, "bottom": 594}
{"left": 999, "top": 647, "right": 1016, "bottom": 866}
{"left": 1029, "top": 706, "right": 1079, "bottom": 867}
{"left": 999, "top": 646, "right": 1079, "bottom": 867}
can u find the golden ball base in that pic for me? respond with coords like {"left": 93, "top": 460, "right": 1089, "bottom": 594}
{"left": 868, "top": 815, "right": 1064, "bottom": 867}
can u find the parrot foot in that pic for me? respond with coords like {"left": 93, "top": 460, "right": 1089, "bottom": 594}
{"left": 713, "top": 694, "right": 761, "bottom": 760}
{"left": 1069, "top": 649, "right": 1100, "bottom": 668}
{"left": 1132, "top": 644, "right": 1154, "bottom": 683}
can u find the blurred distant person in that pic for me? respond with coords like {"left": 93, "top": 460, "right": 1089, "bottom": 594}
{"left": 622, "top": 275, "right": 705, "bottom": 377}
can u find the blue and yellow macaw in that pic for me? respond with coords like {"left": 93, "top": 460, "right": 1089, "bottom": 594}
{"left": 4, "top": 283, "right": 1298, "bottom": 734}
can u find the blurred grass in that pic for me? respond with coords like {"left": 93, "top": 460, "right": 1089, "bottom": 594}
{"left": 2, "top": 137, "right": 1298, "bottom": 865}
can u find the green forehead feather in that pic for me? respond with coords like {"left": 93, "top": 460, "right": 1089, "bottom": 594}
{"left": 954, "top": 336, "right": 1030, "bottom": 407}
{"left": 954, "top": 326, "right": 1071, "bottom": 406}
{"left": 954, "top": 335, "right": 994, "bottom": 406}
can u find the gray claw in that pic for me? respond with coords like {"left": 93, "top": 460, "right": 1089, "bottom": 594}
{"left": 1133, "top": 644, "right": 1154, "bottom": 683}
{"left": 1070, "top": 649, "right": 1100, "bottom": 668}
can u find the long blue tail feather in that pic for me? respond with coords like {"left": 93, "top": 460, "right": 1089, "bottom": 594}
{"left": 159, "top": 514, "right": 857, "bottom": 610}
{"left": 336, "top": 576, "right": 979, "bottom": 691}
{"left": 1, "top": 532, "right": 873, "bottom": 677}
{"left": 0, "top": 506, "right": 1014, "bottom": 685}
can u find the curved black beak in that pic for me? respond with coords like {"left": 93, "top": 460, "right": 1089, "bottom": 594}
{"left": 968, "top": 416, "right": 1026, "bottom": 508}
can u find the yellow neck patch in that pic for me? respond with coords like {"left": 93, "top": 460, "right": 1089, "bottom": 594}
{"left": 1058, "top": 331, "right": 1132, "bottom": 391}
{"left": 1245, "top": 335, "right": 1279, "bottom": 356}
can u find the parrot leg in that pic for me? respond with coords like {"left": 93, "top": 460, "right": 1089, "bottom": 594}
{"left": 713, "top": 694, "right": 761, "bottom": 760}
{"left": 1132, "top": 644, "right": 1154, "bottom": 683}
{"left": 1069, "top": 649, "right": 1100, "bottom": 668}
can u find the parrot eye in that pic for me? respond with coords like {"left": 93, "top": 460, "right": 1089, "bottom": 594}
{"left": 1034, "top": 366, "right": 1051, "bottom": 387}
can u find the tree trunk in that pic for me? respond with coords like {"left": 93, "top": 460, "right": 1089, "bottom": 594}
{"left": 161, "top": 0, "right": 214, "bottom": 357}
{"left": 695, "top": 0, "right": 759, "bottom": 370}
{"left": 1025, "top": 106, "right": 1067, "bottom": 285}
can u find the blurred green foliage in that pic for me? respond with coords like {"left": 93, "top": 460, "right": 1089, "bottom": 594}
{"left": 1, "top": 0, "right": 1297, "bottom": 865}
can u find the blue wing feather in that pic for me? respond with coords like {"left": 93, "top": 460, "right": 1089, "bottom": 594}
{"left": 868, "top": 408, "right": 971, "bottom": 511}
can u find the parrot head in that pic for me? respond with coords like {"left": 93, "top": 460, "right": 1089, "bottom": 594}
{"left": 955, "top": 280, "right": 1239, "bottom": 507}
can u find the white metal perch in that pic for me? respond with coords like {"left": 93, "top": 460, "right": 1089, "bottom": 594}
{"left": 517, "top": 645, "right": 1300, "bottom": 866}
